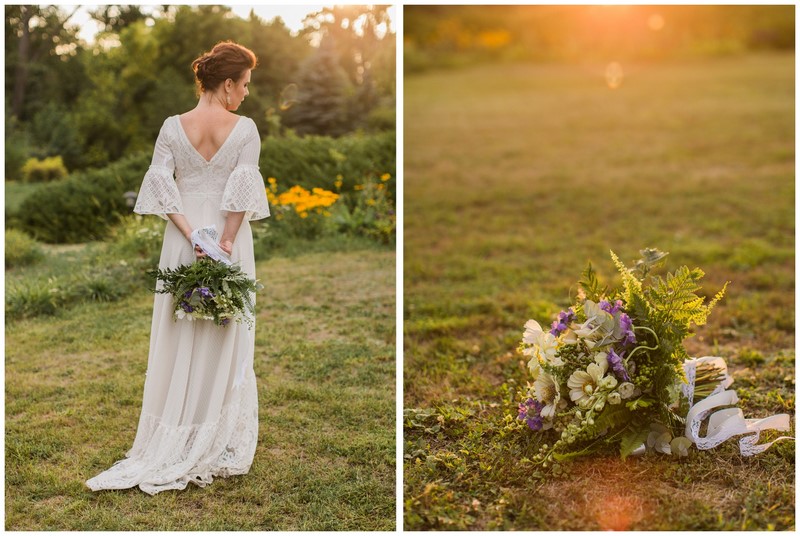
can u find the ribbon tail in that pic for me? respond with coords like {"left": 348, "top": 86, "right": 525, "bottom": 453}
{"left": 683, "top": 356, "right": 794, "bottom": 456}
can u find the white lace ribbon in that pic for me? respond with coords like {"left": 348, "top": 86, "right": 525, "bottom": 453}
{"left": 683, "top": 357, "right": 793, "bottom": 456}
{"left": 190, "top": 225, "right": 232, "bottom": 265}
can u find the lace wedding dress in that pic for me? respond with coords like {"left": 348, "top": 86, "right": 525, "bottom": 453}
{"left": 86, "top": 115, "right": 270, "bottom": 495}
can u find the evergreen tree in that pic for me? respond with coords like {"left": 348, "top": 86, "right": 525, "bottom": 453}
{"left": 282, "top": 35, "right": 352, "bottom": 136}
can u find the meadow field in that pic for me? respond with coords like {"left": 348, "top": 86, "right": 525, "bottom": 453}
{"left": 404, "top": 54, "right": 794, "bottom": 530}
{"left": 6, "top": 243, "right": 395, "bottom": 530}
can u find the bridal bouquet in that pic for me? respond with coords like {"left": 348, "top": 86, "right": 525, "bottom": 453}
{"left": 516, "top": 249, "right": 791, "bottom": 468}
{"left": 149, "top": 258, "right": 262, "bottom": 328}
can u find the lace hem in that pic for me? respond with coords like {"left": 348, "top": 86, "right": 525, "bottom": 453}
{"left": 220, "top": 165, "right": 270, "bottom": 221}
{"left": 85, "top": 375, "right": 258, "bottom": 495}
{"left": 133, "top": 165, "right": 184, "bottom": 220}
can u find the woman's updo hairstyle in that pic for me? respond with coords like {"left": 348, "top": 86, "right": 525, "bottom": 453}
{"left": 191, "top": 41, "right": 257, "bottom": 94}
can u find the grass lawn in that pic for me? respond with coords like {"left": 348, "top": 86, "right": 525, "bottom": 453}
{"left": 6, "top": 244, "right": 396, "bottom": 530}
{"left": 403, "top": 54, "right": 794, "bottom": 530}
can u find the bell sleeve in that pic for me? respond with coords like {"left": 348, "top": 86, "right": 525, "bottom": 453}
{"left": 133, "top": 119, "right": 183, "bottom": 220}
{"left": 220, "top": 119, "right": 270, "bottom": 221}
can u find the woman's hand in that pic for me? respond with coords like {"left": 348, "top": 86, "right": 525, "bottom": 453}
{"left": 194, "top": 244, "right": 207, "bottom": 259}
{"left": 219, "top": 239, "right": 234, "bottom": 256}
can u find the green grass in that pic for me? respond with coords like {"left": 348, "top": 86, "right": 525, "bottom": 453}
{"left": 404, "top": 54, "right": 794, "bottom": 530}
{"left": 6, "top": 245, "right": 396, "bottom": 530}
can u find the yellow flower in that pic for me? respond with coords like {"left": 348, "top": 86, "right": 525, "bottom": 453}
{"left": 354, "top": 184, "right": 364, "bottom": 191}
{"left": 380, "top": 173, "right": 391, "bottom": 182}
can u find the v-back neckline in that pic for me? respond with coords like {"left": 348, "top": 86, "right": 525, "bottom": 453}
{"left": 175, "top": 114, "right": 243, "bottom": 164}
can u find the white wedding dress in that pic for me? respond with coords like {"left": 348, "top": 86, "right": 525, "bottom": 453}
{"left": 86, "top": 114, "right": 270, "bottom": 495}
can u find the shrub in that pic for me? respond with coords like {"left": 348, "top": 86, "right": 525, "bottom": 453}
{"left": 332, "top": 174, "right": 396, "bottom": 245}
{"left": 16, "top": 152, "right": 150, "bottom": 243}
{"left": 6, "top": 264, "right": 135, "bottom": 320}
{"left": 5, "top": 125, "right": 31, "bottom": 182}
{"left": 104, "top": 215, "right": 164, "bottom": 268}
{"left": 365, "top": 106, "right": 396, "bottom": 132}
{"left": 265, "top": 179, "right": 339, "bottom": 239}
{"left": 261, "top": 132, "right": 395, "bottom": 194}
{"left": 5, "top": 229, "right": 45, "bottom": 269}
{"left": 21, "top": 156, "right": 68, "bottom": 183}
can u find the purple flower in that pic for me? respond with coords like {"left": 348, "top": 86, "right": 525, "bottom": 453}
{"left": 197, "top": 287, "right": 214, "bottom": 299}
{"left": 607, "top": 348, "right": 630, "bottom": 382}
{"left": 619, "top": 312, "right": 636, "bottom": 346}
{"left": 184, "top": 290, "right": 193, "bottom": 299}
{"left": 518, "top": 398, "right": 546, "bottom": 431}
{"left": 180, "top": 301, "right": 194, "bottom": 313}
{"left": 549, "top": 308, "right": 575, "bottom": 336}
{"left": 600, "top": 299, "right": 624, "bottom": 315}
{"left": 221, "top": 318, "right": 230, "bottom": 326}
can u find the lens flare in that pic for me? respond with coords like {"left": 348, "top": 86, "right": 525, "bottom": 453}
{"left": 648, "top": 13, "right": 665, "bottom": 31}
{"left": 279, "top": 83, "right": 299, "bottom": 111}
{"left": 605, "top": 62, "right": 624, "bottom": 89}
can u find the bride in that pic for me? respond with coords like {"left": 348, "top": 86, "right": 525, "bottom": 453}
{"left": 86, "top": 41, "right": 270, "bottom": 495}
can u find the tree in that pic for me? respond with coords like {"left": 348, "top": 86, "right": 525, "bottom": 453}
{"left": 5, "top": 5, "right": 83, "bottom": 119}
{"left": 282, "top": 34, "right": 352, "bottom": 136}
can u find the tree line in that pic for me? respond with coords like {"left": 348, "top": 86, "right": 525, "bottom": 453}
{"left": 6, "top": 5, "right": 395, "bottom": 177}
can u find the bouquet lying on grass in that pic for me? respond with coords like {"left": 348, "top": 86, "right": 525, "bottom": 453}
{"left": 149, "top": 227, "right": 262, "bottom": 328}
{"left": 516, "top": 249, "right": 791, "bottom": 468}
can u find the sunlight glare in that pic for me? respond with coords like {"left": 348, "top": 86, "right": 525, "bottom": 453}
{"left": 605, "top": 62, "right": 624, "bottom": 89}
{"left": 648, "top": 14, "right": 665, "bottom": 31}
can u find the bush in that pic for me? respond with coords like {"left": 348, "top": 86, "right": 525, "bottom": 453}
{"left": 16, "top": 152, "right": 150, "bottom": 243}
{"left": 6, "top": 216, "right": 162, "bottom": 320}
{"left": 21, "top": 156, "right": 68, "bottom": 183}
{"left": 261, "top": 132, "right": 395, "bottom": 194}
{"left": 6, "top": 264, "right": 135, "bottom": 320}
{"left": 332, "top": 175, "right": 396, "bottom": 245}
{"left": 105, "top": 214, "right": 164, "bottom": 268}
{"left": 5, "top": 123, "right": 31, "bottom": 182}
{"left": 5, "top": 229, "right": 45, "bottom": 269}
{"left": 265, "top": 180, "right": 339, "bottom": 240}
{"left": 365, "top": 106, "right": 396, "bottom": 132}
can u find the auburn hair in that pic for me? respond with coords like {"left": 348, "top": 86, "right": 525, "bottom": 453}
{"left": 191, "top": 41, "right": 257, "bottom": 94}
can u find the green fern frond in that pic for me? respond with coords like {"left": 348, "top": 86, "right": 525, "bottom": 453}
{"left": 706, "top": 281, "right": 729, "bottom": 314}
{"left": 579, "top": 261, "right": 608, "bottom": 302}
{"left": 610, "top": 250, "right": 643, "bottom": 305}
{"left": 620, "top": 426, "right": 650, "bottom": 460}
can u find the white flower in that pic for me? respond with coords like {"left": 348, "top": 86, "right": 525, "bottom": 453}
{"left": 618, "top": 382, "right": 636, "bottom": 399}
{"left": 561, "top": 329, "right": 578, "bottom": 345}
{"left": 532, "top": 371, "right": 561, "bottom": 419}
{"left": 522, "top": 319, "right": 544, "bottom": 344}
{"left": 608, "top": 392, "right": 622, "bottom": 405}
{"left": 600, "top": 375, "right": 618, "bottom": 390}
{"left": 567, "top": 361, "right": 607, "bottom": 407}
{"left": 573, "top": 300, "right": 615, "bottom": 345}
{"left": 594, "top": 351, "right": 609, "bottom": 369}
{"left": 522, "top": 319, "right": 563, "bottom": 366}
{"left": 527, "top": 357, "right": 541, "bottom": 380}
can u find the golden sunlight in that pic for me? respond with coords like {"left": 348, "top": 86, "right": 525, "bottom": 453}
{"left": 648, "top": 13, "right": 665, "bottom": 32}
{"left": 605, "top": 61, "right": 624, "bottom": 89}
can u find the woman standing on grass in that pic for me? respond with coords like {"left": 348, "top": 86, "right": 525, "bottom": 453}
{"left": 86, "top": 41, "right": 270, "bottom": 495}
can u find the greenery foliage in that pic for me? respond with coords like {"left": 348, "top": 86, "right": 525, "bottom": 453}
{"left": 14, "top": 153, "right": 150, "bottom": 243}
{"left": 283, "top": 35, "right": 353, "bottom": 136}
{"left": 261, "top": 131, "right": 396, "bottom": 194}
{"left": 5, "top": 5, "right": 395, "bottom": 172}
{"left": 5, "top": 229, "right": 44, "bottom": 268}
{"left": 21, "top": 156, "right": 68, "bottom": 183}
